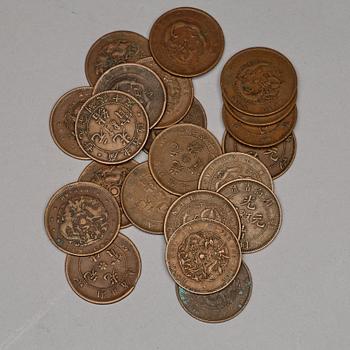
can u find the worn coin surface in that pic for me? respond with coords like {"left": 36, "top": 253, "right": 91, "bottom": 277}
{"left": 166, "top": 219, "right": 241, "bottom": 294}
{"left": 50, "top": 87, "right": 92, "bottom": 160}
{"left": 44, "top": 182, "right": 120, "bottom": 256}
{"left": 149, "top": 7, "right": 224, "bottom": 77}
{"left": 149, "top": 124, "right": 222, "bottom": 195}
{"left": 78, "top": 160, "right": 138, "bottom": 228}
{"left": 176, "top": 261, "right": 252, "bottom": 323}
{"left": 85, "top": 31, "right": 150, "bottom": 85}
{"left": 93, "top": 63, "right": 166, "bottom": 128}
{"left": 121, "top": 162, "right": 177, "bottom": 234}
{"left": 218, "top": 179, "right": 282, "bottom": 253}
{"left": 223, "top": 131, "right": 296, "bottom": 179}
{"left": 76, "top": 91, "right": 149, "bottom": 164}
{"left": 65, "top": 233, "right": 141, "bottom": 304}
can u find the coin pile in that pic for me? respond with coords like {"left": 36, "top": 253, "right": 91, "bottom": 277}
{"left": 46, "top": 7, "right": 297, "bottom": 322}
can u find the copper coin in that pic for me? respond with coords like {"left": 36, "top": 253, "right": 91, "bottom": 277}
{"left": 149, "top": 124, "right": 222, "bottom": 195}
{"left": 199, "top": 152, "right": 273, "bottom": 191}
{"left": 137, "top": 57, "right": 193, "bottom": 128}
{"left": 85, "top": 31, "right": 150, "bottom": 85}
{"left": 76, "top": 91, "right": 149, "bottom": 164}
{"left": 78, "top": 160, "right": 138, "bottom": 228}
{"left": 44, "top": 182, "right": 120, "bottom": 256}
{"left": 218, "top": 179, "right": 282, "bottom": 253}
{"left": 166, "top": 219, "right": 241, "bottom": 294}
{"left": 149, "top": 7, "right": 224, "bottom": 77}
{"left": 164, "top": 190, "right": 241, "bottom": 242}
{"left": 65, "top": 233, "right": 141, "bottom": 304}
{"left": 121, "top": 162, "right": 177, "bottom": 234}
{"left": 93, "top": 63, "right": 166, "bottom": 128}
{"left": 49, "top": 87, "right": 92, "bottom": 160}
{"left": 223, "top": 131, "right": 297, "bottom": 179}
{"left": 221, "top": 47, "right": 297, "bottom": 116}
{"left": 176, "top": 261, "right": 252, "bottom": 323}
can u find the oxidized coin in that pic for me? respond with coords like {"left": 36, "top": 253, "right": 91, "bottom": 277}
{"left": 223, "top": 131, "right": 297, "bottom": 179}
{"left": 85, "top": 31, "right": 150, "bottom": 85}
{"left": 78, "top": 160, "right": 138, "bottom": 228}
{"left": 121, "top": 162, "right": 177, "bottom": 234}
{"left": 65, "top": 233, "right": 141, "bottom": 304}
{"left": 176, "top": 261, "right": 252, "bottom": 323}
{"left": 218, "top": 179, "right": 282, "bottom": 253}
{"left": 149, "top": 124, "right": 222, "bottom": 195}
{"left": 221, "top": 47, "right": 297, "bottom": 116}
{"left": 49, "top": 87, "right": 92, "bottom": 160}
{"left": 198, "top": 152, "right": 273, "bottom": 191}
{"left": 149, "top": 7, "right": 224, "bottom": 77}
{"left": 76, "top": 91, "right": 149, "bottom": 164}
{"left": 137, "top": 57, "right": 193, "bottom": 129}
{"left": 44, "top": 182, "right": 120, "bottom": 256}
{"left": 164, "top": 190, "right": 241, "bottom": 242}
{"left": 166, "top": 219, "right": 241, "bottom": 294}
{"left": 93, "top": 63, "right": 166, "bottom": 128}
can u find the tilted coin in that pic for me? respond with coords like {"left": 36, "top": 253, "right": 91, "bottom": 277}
{"left": 50, "top": 87, "right": 92, "bottom": 160}
{"left": 121, "top": 162, "right": 177, "bottom": 234}
{"left": 65, "top": 233, "right": 141, "bottom": 304}
{"left": 93, "top": 63, "right": 166, "bottom": 128}
{"left": 149, "top": 124, "right": 222, "bottom": 195}
{"left": 44, "top": 182, "right": 120, "bottom": 256}
{"left": 218, "top": 179, "right": 282, "bottom": 253}
{"left": 166, "top": 219, "right": 241, "bottom": 294}
{"left": 76, "top": 91, "right": 149, "bottom": 164}
{"left": 78, "top": 160, "right": 138, "bottom": 228}
{"left": 176, "top": 261, "right": 252, "bottom": 323}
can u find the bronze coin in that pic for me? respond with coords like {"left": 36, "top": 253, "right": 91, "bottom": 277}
{"left": 65, "top": 233, "right": 141, "bottom": 304}
{"left": 44, "top": 182, "right": 120, "bottom": 256}
{"left": 137, "top": 57, "right": 193, "bottom": 129}
{"left": 166, "top": 219, "right": 241, "bottom": 294}
{"left": 85, "top": 31, "right": 150, "bottom": 85}
{"left": 218, "top": 179, "right": 282, "bottom": 253}
{"left": 78, "top": 160, "right": 138, "bottom": 228}
{"left": 149, "top": 124, "right": 222, "bottom": 195}
{"left": 93, "top": 63, "right": 166, "bottom": 128}
{"left": 121, "top": 162, "right": 177, "bottom": 234}
{"left": 49, "top": 87, "right": 92, "bottom": 160}
{"left": 223, "top": 131, "right": 297, "bottom": 179}
{"left": 176, "top": 261, "right": 252, "bottom": 323}
{"left": 149, "top": 7, "right": 224, "bottom": 77}
{"left": 164, "top": 190, "right": 241, "bottom": 242}
{"left": 199, "top": 152, "right": 273, "bottom": 191}
{"left": 221, "top": 47, "right": 297, "bottom": 116}
{"left": 76, "top": 91, "right": 149, "bottom": 164}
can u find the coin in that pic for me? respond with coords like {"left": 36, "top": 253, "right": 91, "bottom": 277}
{"left": 149, "top": 124, "right": 222, "bottom": 195}
{"left": 221, "top": 47, "right": 297, "bottom": 116}
{"left": 166, "top": 219, "right": 241, "bottom": 294}
{"left": 164, "top": 190, "right": 241, "bottom": 242}
{"left": 137, "top": 57, "right": 193, "bottom": 128}
{"left": 78, "top": 160, "right": 138, "bottom": 228}
{"left": 93, "top": 63, "right": 166, "bottom": 128}
{"left": 44, "top": 182, "right": 120, "bottom": 256}
{"left": 49, "top": 87, "right": 92, "bottom": 160}
{"left": 223, "top": 131, "right": 297, "bottom": 179}
{"left": 85, "top": 31, "right": 150, "bottom": 85}
{"left": 218, "top": 179, "right": 282, "bottom": 253}
{"left": 65, "top": 233, "right": 141, "bottom": 304}
{"left": 198, "top": 152, "right": 273, "bottom": 191}
{"left": 176, "top": 261, "right": 252, "bottom": 323}
{"left": 76, "top": 91, "right": 149, "bottom": 164}
{"left": 149, "top": 7, "right": 224, "bottom": 77}
{"left": 121, "top": 162, "right": 177, "bottom": 234}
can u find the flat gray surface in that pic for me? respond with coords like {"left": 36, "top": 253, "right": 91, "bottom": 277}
{"left": 1, "top": 0, "right": 349, "bottom": 349}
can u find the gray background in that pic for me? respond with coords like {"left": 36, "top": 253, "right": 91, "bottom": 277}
{"left": 0, "top": 0, "right": 349, "bottom": 349}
